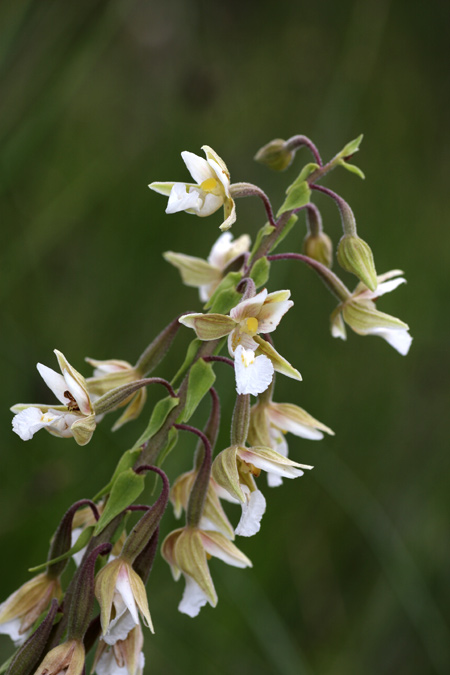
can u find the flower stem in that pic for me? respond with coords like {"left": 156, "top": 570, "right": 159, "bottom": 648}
{"left": 174, "top": 423, "right": 212, "bottom": 528}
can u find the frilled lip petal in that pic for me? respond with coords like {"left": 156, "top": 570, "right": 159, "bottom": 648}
{"left": 234, "top": 346, "right": 274, "bottom": 396}
{"left": 234, "top": 488, "right": 266, "bottom": 537}
{"left": 178, "top": 576, "right": 212, "bottom": 618}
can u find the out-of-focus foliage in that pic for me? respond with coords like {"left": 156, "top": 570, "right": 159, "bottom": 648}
{"left": 1, "top": 0, "right": 449, "bottom": 673}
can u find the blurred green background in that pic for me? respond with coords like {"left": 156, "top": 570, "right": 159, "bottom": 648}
{"left": 1, "top": 0, "right": 449, "bottom": 673}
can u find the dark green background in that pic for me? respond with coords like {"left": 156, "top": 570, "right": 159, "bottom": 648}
{"left": 1, "top": 1, "right": 449, "bottom": 673}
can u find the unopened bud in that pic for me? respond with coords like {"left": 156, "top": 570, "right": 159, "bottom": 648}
{"left": 254, "top": 139, "right": 294, "bottom": 171}
{"left": 337, "top": 235, "right": 377, "bottom": 291}
{"left": 303, "top": 232, "right": 333, "bottom": 268}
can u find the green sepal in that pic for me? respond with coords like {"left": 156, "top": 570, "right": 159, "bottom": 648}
{"left": 94, "top": 469, "right": 145, "bottom": 535}
{"left": 249, "top": 257, "right": 270, "bottom": 288}
{"left": 93, "top": 448, "right": 142, "bottom": 501}
{"left": 171, "top": 338, "right": 202, "bottom": 386}
{"left": 182, "top": 359, "right": 216, "bottom": 422}
{"left": 157, "top": 426, "right": 179, "bottom": 466}
{"left": 131, "top": 396, "right": 180, "bottom": 451}
{"left": 338, "top": 159, "right": 365, "bottom": 179}
{"left": 277, "top": 179, "right": 311, "bottom": 217}
{"left": 29, "top": 526, "right": 95, "bottom": 573}
{"left": 250, "top": 223, "right": 276, "bottom": 259}
{"left": 204, "top": 271, "right": 242, "bottom": 311}
{"left": 339, "top": 134, "right": 363, "bottom": 158}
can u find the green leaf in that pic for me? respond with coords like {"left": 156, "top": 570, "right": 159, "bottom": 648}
{"left": 339, "top": 134, "right": 363, "bottom": 158}
{"left": 157, "top": 426, "right": 179, "bottom": 466}
{"left": 171, "top": 338, "right": 202, "bottom": 386}
{"left": 131, "top": 396, "right": 180, "bottom": 451}
{"left": 182, "top": 359, "right": 216, "bottom": 422}
{"left": 271, "top": 214, "right": 298, "bottom": 251}
{"left": 94, "top": 469, "right": 145, "bottom": 535}
{"left": 277, "top": 179, "right": 311, "bottom": 217}
{"left": 250, "top": 257, "right": 270, "bottom": 288}
{"left": 209, "top": 286, "right": 242, "bottom": 314}
{"left": 338, "top": 159, "right": 365, "bottom": 179}
{"left": 250, "top": 223, "right": 275, "bottom": 258}
{"left": 93, "top": 448, "right": 142, "bottom": 501}
{"left": 294, "top": 162, "right": 319, "bottom": 184}
{"left": 29, "top": 526, "right": 95, "bottom": 572}
{"left": 204, "top": 271, "right": 241, "bottom": 310}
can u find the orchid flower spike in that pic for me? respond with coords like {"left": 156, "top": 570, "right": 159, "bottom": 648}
{"left": 331, "top": 270, "right": 412, "bottom": 355}
{"left": 11, "top": 350, "right": 96, "bottom": 445}
{"left": 149, "top": 145, "right": 236, "bottom": 231}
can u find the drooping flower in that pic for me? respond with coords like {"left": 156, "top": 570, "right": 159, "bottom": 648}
{"left": 95, "top": 559, "right": 153, "bottom": 645}
{"left": 248, "top": 400, "right": 334, "bottom": 487}
{"left": 149, "top": 146, "right": 236, "bottom": 231}
{"left": 170, "top": 470, "right": 235, "bottom": 539}
{"left": 161, "top": 526, "right": 251, "bottom": 617}
{"left": 0, "top": 573, "right": 61, "bottom": 645}
{"left": 179, "top": 288, "right": 301, "bottom": 394}
{"left": 212, "top": 444, "right": 312, "bottom": 536}
{"left": 164, "top": 231, "right": 251, "bottom": 302}
{"left": 34, "top": 639, "right": 85, "bottom": 675}
{"left": 85, "top": 358, "right": 147, "bottom": 430}
{"left": 11, "top": 350, "right": 96, "bottom": 445}
{"left": 94, "top": 625, "right": 145, "bottom": 675}
{"left": 331, "top": 270, "right": 412, "bottom": 355}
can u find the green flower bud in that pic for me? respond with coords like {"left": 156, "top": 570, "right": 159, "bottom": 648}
{"left": 302, "top": 232, "right": 333, "bottom": 268}
{"left": 337, "top": 235, "right": 378, "bottom": 291}
{"left": 254, "top": 139, "right": 294, "bottom": 171}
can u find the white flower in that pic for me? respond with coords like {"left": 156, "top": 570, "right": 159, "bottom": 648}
{"left": 94, "top": 626, "right": 145, "bottom": 675}
{"left": 180, "top": 287, "right": 301, "bottom": 394}
{"left": 331, "top": 270, "right": 412, "bottom": 355}
{"left": 234, "top": 346, "right": 274, "bottom": 396}
{"left": 149, "top": 145, "right": 236, "bottom": 231}
{"left": 164, "top": 231, "right": 251, "bottom": 302}
{"left": 248, "top": 400, "right": 334, "bottom": 486}
{"left": 95, "top": 559, "right": 153, "bottom": 645}
{"left": 234, "top": 487, "right": 267, "bottom": 537}
{"left": 161, "top": 527, "right": 252, "bottom": 617}
{"left": 11, "top": 350, "right": 96, "bottom": 445}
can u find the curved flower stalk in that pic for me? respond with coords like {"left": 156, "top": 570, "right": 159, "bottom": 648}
{"left": 161, "top": 526, "right": 251, "bottom": 617}
{"left": 86, "top": 358, "right": 147, "bottom": 430}
{"left": 212, "top": 444, "right": 312, "bottom": 536}
{"left": 0, "top": 573, "right": 61, "bottom": 645}
{"left": 11, "top": 350, "right": 96, "bottom": 445}
{"left": 331, "top": 270, "right": 412, "bottom": 355}
{"left": 149, "top": 145, "right": 236, "bottom": 231}
{"left": 95, "top": 558, "right": 153, "bottom": 645}
{"left": 94, "top": 625, "right": 145, "bottom": 675}
{"left": 180, "top": 288, "right": 301, "bottom": 395}
{"left": 248, "top": 399, "right": 334, "bottom": 487}
{"left": 164, "top": 231, "right": 251, "bottom": 302}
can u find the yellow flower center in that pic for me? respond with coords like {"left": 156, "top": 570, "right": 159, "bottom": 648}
{"left": 245, "top": 317, "right": 259, "bottom": 335}
{"left": 200, "top": 177, "right": 218, "bottom": 192}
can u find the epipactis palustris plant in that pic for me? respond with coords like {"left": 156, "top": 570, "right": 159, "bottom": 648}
{"left": 2, "top": 133, "right": 412, "bottom": 674}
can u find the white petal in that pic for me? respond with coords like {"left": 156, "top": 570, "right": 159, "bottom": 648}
{"left": 181, "top": 151, "right": 215, "bottom": 184}
{"left": 12, "top": 407, "right": 59, "bottom": 441}
{"left": 267, "top": 427, "right": 288, "bottom": 487}
{"left": 207, "top": 157, "right": 230, "bottom": 195}
{"left": 36, "top": 364, "right": 68, "bottom": 404}
{"left": 103, "top": 606, "right": 137, "bottom": 646}
{"left": 239, "top": 448, "right": 306, "bottom": 479}
{"left": 267, "top": 410, "right": 325, "bottom": 440}
{"left": 178, "top": 576, "right": 210, "bottom": 617}
{"left": 370, "top": 328, "right": 413, "bottom": 355}
{"left": 234, "top": 346, "right": 274, "bottom": 396}
{"left": 207, "top": 232, "right": 233, "bottom": 267}
{"left": 63, "top": 370, "right": 91, "bottom": 415}
{"left": 115, "top": 567, "right": 139, "bottom": 625}
{"left": 71, "top": 528, "right": 87, "bottom": 567}
{"left": 197, "top": 192, "right": 223, "bottom": 217}
{"left": 0, "top": 616, "right": 30, "bottom": 646}
{"left": 200, "top": 534, "right": 250, "bottom": 568}
{"left": 95, "top": 647, "right": 126, "bottom": 675}
{"left": 359, "top": 276, "right": 406, "bottom": 300}
{"left": 235, "top": 489, "right": 266, "bottom": 537}
{"left": 166, "top": 183, "right": 203, "bottom": 214}
{"left": 230, "top": 289, "right": 268, "bottom": 322}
